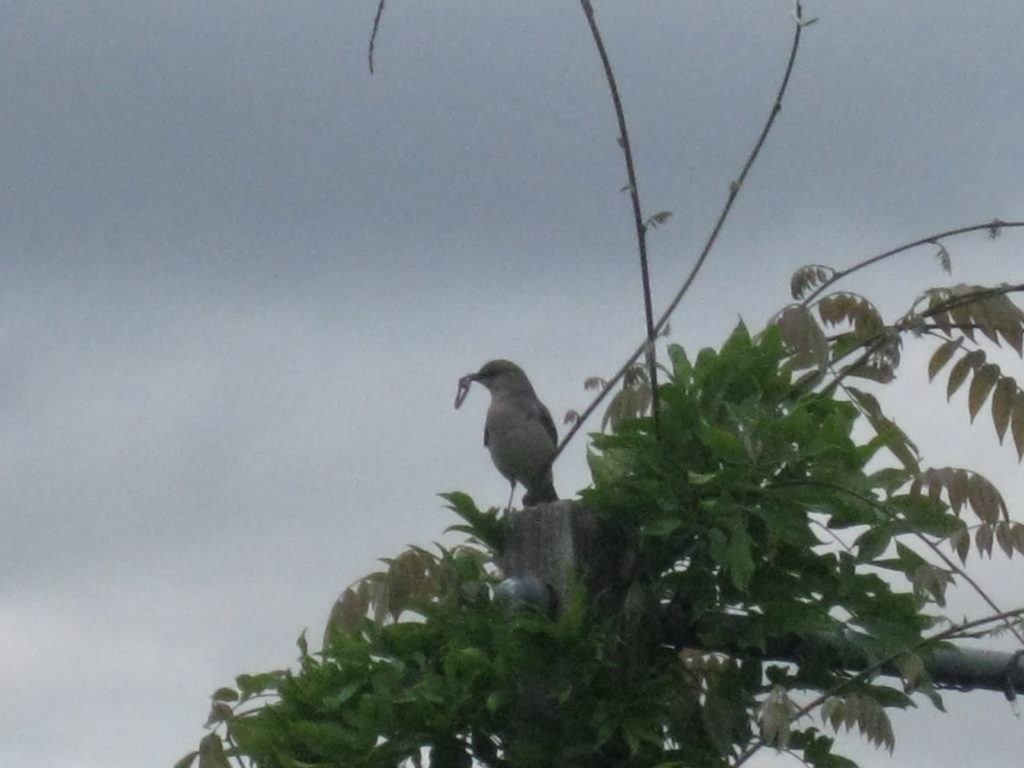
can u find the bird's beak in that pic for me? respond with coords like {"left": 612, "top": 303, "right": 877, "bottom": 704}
{"left": 455, "top": 373, "right": 476, "bottom": 409}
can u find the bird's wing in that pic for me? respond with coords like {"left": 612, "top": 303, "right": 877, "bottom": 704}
{"left": 536, "top": 402, "right": 558, "bottom": 447}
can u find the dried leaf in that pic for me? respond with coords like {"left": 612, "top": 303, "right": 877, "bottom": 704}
{"left": 967, "top": 363, "right": 1000, "bottom": 421}
{"left": 758, "top": 685, "right": 795, "bottom": 748}
{"left": 1012, "top": 391, "right": 1024, "bottom": 460}
{"left": 327, "top": 587, "right": 369, "bottom": 637}
{"left": 996, "top": 521, "right": 1014, "bottom": 558}
{"left": 976, "top": 523, "right": 994, "bottom": 557}
{"left": 933, "top": 242, "right": 952, "bottom": 274}
{"left": 991, "top": 377, "right": 1016, "bottom": 443}
{"left": 945, "top": 350, "right": 983, "bottom": 400}
{"left": 817, "top": 292, "right": 884, "bottom": 337}
{"left": 821, "top": 697, "right": 844, "bottom": 731}
{"left": 967, "top": 473, "right": 1005, "bottom": 524}
{"left": 790, "top": 264, "right": 836, "bottom": 300}
{"left": 772, "top": 305, "right": 829, "bottom": 369}
{"left": 946, "top": 468, "right": 970, "bottom": 513}
{"left": 927, "top": 339, "right": 961, "bottom": 381}
{"left": 644, "top": 210, "right": 673, "bottom": 229}
{"left": 949, "top": 524, "right": 970, "bottom": 563}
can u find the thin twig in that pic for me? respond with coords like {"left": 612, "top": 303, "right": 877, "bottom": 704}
{"left": 579, "top": 0, "right": 661, "bottom": 432}
{"left": 801, "top": 221, "right": 1024, "bottom": 306}
{"left": 551, "top": 2, "right": 807, "bottom": 464}
{"left": 368, "top": 0, "right": 388, "bottom": 74}
{"left": 733, "top": 606, "right": 1024, "bottom": 767}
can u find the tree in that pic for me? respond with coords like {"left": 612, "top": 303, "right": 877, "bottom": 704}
{"left": 177, "top": 4, "right": 1024, "bottom": 767}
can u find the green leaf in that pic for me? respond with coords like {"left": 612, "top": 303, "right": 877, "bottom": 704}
{"left": 667, "top": 343, "right": 692, "bottom": 380}
{"left": 173, "top": 751, "right": 199, "bottom": 768}
{"left": 702, "top": 426, "right": 746, "bottom": 463}
{"left": 211, "top": 687, "right": 239, "bottom": 703}
{"left": 725, "top": 527, "right": 755, "bottom": 590}
{"left": 854, "top": 526, "right": 891, "bottom": 562}
{"left": 440, "top": 491, "right": 504, "bottom": 551}
{"left": 643, "top": 518, "right": 684, "bottom": 538}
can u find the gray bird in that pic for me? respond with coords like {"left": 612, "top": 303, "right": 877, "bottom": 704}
{"left": 457, "top": 359, "right": 559, "bottom": 508}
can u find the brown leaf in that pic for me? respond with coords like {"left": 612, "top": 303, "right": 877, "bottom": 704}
{"left": 927, "top": 339, "right": 961, "bottom": 381}
{"left": 949, "top": 524, "right": 970, "bottom": 563}
{"left": 933, "top": 243, "right": 952, "bottom": 274}
{"left": 991, "top": 377, "right": 1016, "bottom": 443}
{"left": 822, "top": 697, "right": 844, "bottom": 731}
{"left": 996, "top": 521, "right": 1014, "bottom": 558}
{"left": 329, "top": 587, "right": 369, "bottom": 636}
{"left": 924, "top": 467, "right": 943, "bottom": 501}
{"left": 946, "top": 350, "right": 984, "bottom": 400}
{"left": 976, "top": 524, "right": 994, "bottom": 557}
{"left": 967, "top": 363, "right": 1000, "bottom": 421}
{"left": 968, "top": 473, "right": 1005, "bottom": 524}
{"left": 1012, "top": 391, "right": 1024, "bottom": 460}
{"left": 790, "top": 264, "right": 836, "bottom": 300}
{"left": 946, "top": 468, "right": 970, "bottom": 513}
{"left": 1013, "top": 523, "right": 1024, "bottom": 555}
{"left": 773, "top": 305, "right": 829, "bottom": 369}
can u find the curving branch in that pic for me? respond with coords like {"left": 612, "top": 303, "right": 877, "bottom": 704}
{"left": 578, "top": 0, "right": 662, "bottom": 432}
{"left": 801, "top": 220, "right": 1024, "bottom": 306}
{"left": 368, "top": 0, "right": 388, "bottom": 74}
{"left": 552, "top": 2, "right": 808, "bottom": 464}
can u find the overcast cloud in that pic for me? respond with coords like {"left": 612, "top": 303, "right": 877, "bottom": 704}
{"left": 1, "top": 2, "right": 1023, "bottom": 766}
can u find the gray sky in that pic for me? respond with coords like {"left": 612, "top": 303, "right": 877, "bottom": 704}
{"left": 2, "top": 1, "right": 1023, "bottom": 766}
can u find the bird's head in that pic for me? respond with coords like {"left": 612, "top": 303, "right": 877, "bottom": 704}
{"left": 455, "top": 359, "right": 534, "bottom": 407}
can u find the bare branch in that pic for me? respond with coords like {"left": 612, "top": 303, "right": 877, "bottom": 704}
{"left": 802, "top": 221, "right": 1024, "bottom": 306}
{"left": 551, "top": 2, "right": 808, "bottom": 464}
{"left": 579, "top": 0, "right": 661, "bottom": 432}
{"left": 368, "top": 0, "right": 388, "bottom": 74}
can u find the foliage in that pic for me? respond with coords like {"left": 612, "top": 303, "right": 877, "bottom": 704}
{"left": 177, "top": 318, "right": 1024, "bottom": 768}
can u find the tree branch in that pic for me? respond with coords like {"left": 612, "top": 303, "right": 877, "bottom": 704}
{"left": 801, "top": 221, "right": 1024, "bottom": 306}
{"left": 579, "top": 0, "right": 661, "bottom": 432}
{"left": 367, "top": 0, "right": 388, "bottom": 74}
{"left": 552, "top": 2, "right": 807, "bottom": 463}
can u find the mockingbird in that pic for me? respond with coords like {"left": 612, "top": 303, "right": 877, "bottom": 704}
{"left": 455, "top": 359, "right": 559, "bottom": 508}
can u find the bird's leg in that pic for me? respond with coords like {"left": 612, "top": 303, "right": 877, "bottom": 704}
{"left": 505, "top": 480, "right": 517, "bottom": 513}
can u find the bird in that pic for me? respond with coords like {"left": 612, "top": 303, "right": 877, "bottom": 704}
{"left": 456, "top": 359, "right": 559, "bottom": 508}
